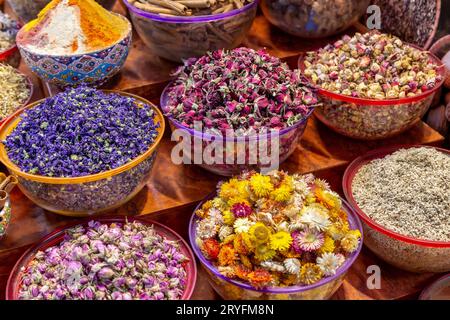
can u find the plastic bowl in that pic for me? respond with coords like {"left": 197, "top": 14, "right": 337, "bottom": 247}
{"left": 123, "top": 0, "right": 258, "bottom": 62}
{"left": 419, "top": 274, "right": 450, "bottom": 300}
{"left": 160, "top": 83, "right": 313, "bottom": 176}
{"left": 16, "top": 13, "right": 131, "bottom": 88}
{"left": 260, "top": 0, "right": 369, "bottom": 39}
{"left": 298, "top": 50, "right": 446, "bottom": 140}
{"left": 189, "top": 195, "right": 363, "bottom": 300}
{"left": 343, "top": 144, "right": 450, "bottom": 273}
{"left": 0, "top": 91, "right": 165, "bottom": 217}
{"left": 6, "top": 216, "right": 197, "bottom": 300}
{"left": 0, "top": 70, "right": 34, "bottom": 126}
{"left": 7, "top": 0, "right": 118, "bottom": 23}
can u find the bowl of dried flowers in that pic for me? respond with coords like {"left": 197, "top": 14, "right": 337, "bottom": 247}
{"left": 123, "top": 0, "right": 258, "bottom": 62}
{"left": 343, "top": 145, "right": 450, "bottom": 273}
{"left": 189, "top": 171, "right": 363, "bottom": 300}
{"left": 161, "top": 47, "right": 319, "bottom": 176}
{"left": 261, "top": 0, "right": 369, "bottom": 39}
{"left": 0, "top": 87, "right": 165, "bottom": 216}
{"left": 7, "top": 217, "right": 197, "bottom": 300}
{"left": 300, "top": 31, "right": 446, "bottom": 140}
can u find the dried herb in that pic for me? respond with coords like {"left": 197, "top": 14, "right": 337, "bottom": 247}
{"left": 164, "top": 47, "right": 319, "bottom": 136}
{"left": 0, "top": 12, "right": 19, "bottom": 52}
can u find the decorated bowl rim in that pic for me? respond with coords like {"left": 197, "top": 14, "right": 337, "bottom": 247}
{"left": 16, "top": 13, "right": 132, "bottom": 58}
{"left": 0, "top": 90, "right": 165, "bottom": 185}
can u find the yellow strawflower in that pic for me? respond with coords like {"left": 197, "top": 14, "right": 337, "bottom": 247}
{"left": 249, "top": 222, "right": 272, "bottom": 245}
{"left": 299, "top": 263, "right": 323, "bottom": 285}
{"left": 254, "top": 244, "right": 276, "bottom": 261}
{"left": 250, "top": 173, "right": 274, "bottom": 198}
{"left": 269, "top": 231, "right": 293, "bottom": 251}
{"left": 319, "top": 235, "right": 335, "bottom": 254}
{"left": 340, "top": 229, "right": 361, "bottom": 253}
{"left": 270, "top": 185, "right": 293, "bottom": 202}
{"left": 219, "top": 178, "right": 242, "bottom": 200}
{"left": 222, "top": 210, "right": 235, "bottom": 225}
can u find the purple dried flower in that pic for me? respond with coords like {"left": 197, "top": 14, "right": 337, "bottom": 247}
{"left": 231, "top": 203, "right": 253, "bottom": 218}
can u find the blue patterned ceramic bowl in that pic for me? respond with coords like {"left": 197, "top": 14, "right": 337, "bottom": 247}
{"left": 16, "top": 13, "right": 131, "bottom": 88}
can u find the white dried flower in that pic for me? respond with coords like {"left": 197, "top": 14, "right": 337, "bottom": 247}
{"left": 288, "top": 219, "right": 307, "bottom": 232}
{"left": 284, "top": 258, "right": 301, "bottom": 274}
{"left": 218, "top": 225, "right": 233, "bottom": 241}
{"left": 260, "top": 261, "right": 286, "bottom": 273}
{"left": 208, "top": 208, "right": 224, "bottom": 225}
{"left": 277, "top": 221, "right": 290, "bottom": 232}
{"left": 257, "top": 212, "right": 276, "bottom": 227}
{"left": 218, "top": 266, "right": 236, "bottom": 278}
{"left": 233, "top": 218, "right": 253, "bottom": 234}
{"left": 317, "top": 253, "right": 345, "bottom": 276}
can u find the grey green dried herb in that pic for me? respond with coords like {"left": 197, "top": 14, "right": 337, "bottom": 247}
{"left": 18, "top": 220, "right": 189, "bottom": 300}
{"left": 129, "top": 0, "right": 254, "bottom": 16}
{"left": 261, "top": 0, "right": 369, "bottom": 38}
{"left": 352, "top": 147, "right": 450, "bottom": 242}
{"left": 304, "top": 32, "right": 442, "bottom": 99}
{"left": 128, "top": 0, "right": 256, "bottom": 61}
{"left": 0, "top": 64, "right": 30, "bottom": 120}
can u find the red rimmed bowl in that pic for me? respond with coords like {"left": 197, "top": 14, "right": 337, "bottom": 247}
{"left": 0, "top": 69, "right": 34, "bottom": 127}
{"left": 343, "top": 144, "right": 450, "bottom": 273}
{"left": 189, "top": 195, "right": 363, "bottom": 300}
{"left": 0, "top": 44, "right": 20, "bottom": 68}
{"left": 6, "top": 216, "right": 197, "bottom": 300}
{"left": 298, "top": 49, "right": 446, "bottom": 140}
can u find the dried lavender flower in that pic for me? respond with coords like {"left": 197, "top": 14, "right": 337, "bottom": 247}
{"left": 4, "top": 86, "right": 159, "bottom": 177}
{"left": 164, "top": 47, "right": 319, "bottom": 136}
{"left": 18, "top": 221, "right": 189, "bottom": 300}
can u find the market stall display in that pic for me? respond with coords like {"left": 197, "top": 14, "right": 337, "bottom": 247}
{"left": 6, "top": 0, "right": 117, "bottom": 23}
{"left": 0, "top": 173, "right": 17, "bottom": 238}
{"left": 0, "top": 87, "right": 165, "bottom": 216}
{"left": 123, "top": 0, "right": 257, "bottom": 62}
{"left": 6, "top": 217, "right": 197, "bottom": 300}
{"left": 190, "top": 171, "right": 363, "bottom": 299}
{"left": 0, "top": 64, "right": 32, "bottom": 124}
{"left": 301, "top": 32, "right": 445, "bottom": 140}
{"left": 343, "top": 145, "right": 450, "bottom": 273}
{"left": 261, "top": 0, "right": 369, "bottom": 39}
{"left": 162, "top": 47, "right": 319, "bottom": 176}
{"left": 16, "top": 0, "right": 131, "bottom": 87}
{"left": 0, "top": 12, "right": 20, "bottom": 67}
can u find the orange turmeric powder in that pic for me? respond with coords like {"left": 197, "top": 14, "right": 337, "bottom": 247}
{"left": 22, "top": 0, "right": 128, "bottom": 53}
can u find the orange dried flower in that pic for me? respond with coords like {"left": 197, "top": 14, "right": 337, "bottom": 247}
{"left": 218, "top": 244, "right": 237, "bottom": 266}
{"left": 233, "top": 234, "right": 250, "bottom": 255}
{"left": 201, "top": 238, "right": 220, "bottom": 260}
{"left": 234, "top": 265, "right": 251, "bottom": 280}
{"left": 239, "top": 254, "right": 253, "bottom": 269}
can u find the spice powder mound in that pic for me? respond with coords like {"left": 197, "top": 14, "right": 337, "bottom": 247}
{"left": 352, "top": 147, "right": 450, "bottom": 242}
{"left": 18, "top": 0, "right": 128, "bottom": 55}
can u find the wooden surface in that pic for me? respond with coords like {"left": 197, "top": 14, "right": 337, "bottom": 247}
{"left": 1, "top": 2, "right": 448, "bottom": 300}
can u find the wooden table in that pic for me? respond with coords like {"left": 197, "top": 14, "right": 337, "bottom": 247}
{"left": 0, "top": 2, "right": 447, "bottom": 300}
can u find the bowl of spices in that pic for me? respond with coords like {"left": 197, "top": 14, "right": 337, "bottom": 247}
{"left": 161, "top": 47, "right": 319, "bottom": 176}
{"left": 0, "top": 12, "right": 20, "bottom": 67}
{"left": 419, "top": 274, "right": 450, "bottom": 300}
{"left": 7, "top": 0, "right": 118, "bottom": 23}
{"left": 123, "top": 0, "right": 258, "bottom": 62}
{"left": 190, "top": 171, "right": 363, "bottom": 300}
{"left": 343, "top": 145, "right": 450, "bottom": 273}
{"left": 7, "top": 217, "right": 197, "bottom": 300}
{"left": 301, "top": 32, "right": 446, "bottom": 140}
{"left": 15, "top": 0, "right": 131, "bottom": 88}
{"left": 0, "top": 87, "right": 165, "bottom": 216}
{"left": 0, "top": 64, "right": 33, "bottom": 125}
{"left": 260, "top": 0, "right": 369, "bottom": 39}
